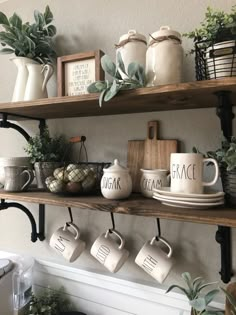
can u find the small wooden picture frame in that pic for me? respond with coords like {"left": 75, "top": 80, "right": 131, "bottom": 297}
{"left": 57, "top": 50, "right": 105, "bottom": 97}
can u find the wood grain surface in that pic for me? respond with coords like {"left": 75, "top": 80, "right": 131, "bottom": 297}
{"left": 143, "top": 121, "right": 178, "bottom": 170}
{"left": 0, "top": 78, "right": 236, "bottom": 120}
{"left": 0, "top": 190, "right": 235, "bottom": 227}
{"left": 127, "top": 140, "right": 145, "bottom": 192}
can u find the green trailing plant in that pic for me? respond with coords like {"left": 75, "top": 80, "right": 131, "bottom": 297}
{"left": 183, "top": 5, "right": 236, "bottom": 53}
{"left": 25, "top": 287, "right": 72, "bottom": 315}
{"left": 24, "top": 127, "right": 70, "bottom": 164}
{"left": 87, "top": 52, "right": 146, "bottom": 107}
{"left": 166, "top": 272, "right": 223, "bottom": 315}
{"left": 0, "top": 5, "right": 57, "bottom": 64}
{"left": 193, "top": 137, "right": 236, "bottom": 171}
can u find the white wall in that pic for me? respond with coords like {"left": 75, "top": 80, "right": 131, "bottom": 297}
{"left": 0, "top": 0, "right": 235, "bottom": 299}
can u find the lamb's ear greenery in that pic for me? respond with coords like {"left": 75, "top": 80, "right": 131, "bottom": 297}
{"left": 0, "top": 5, "right": 57, "bottom": 64}
{"left": 166, "top": 272, "right": 223, "bottom": 315}
{"left": 87, "top": 51, "right": 146, "bottom": 107}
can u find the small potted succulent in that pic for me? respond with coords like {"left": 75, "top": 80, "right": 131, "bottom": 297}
{"left": 183, "top": 5, "right": 236, "bottom": 80}
{"left": 24, "top": 127, "right": 70, "bottom": 189}
{"left": 166, "top": 272, "right": 223, "bottom": 315}
{"left": 194, "top": 137, "right": 236, "bottom": 206}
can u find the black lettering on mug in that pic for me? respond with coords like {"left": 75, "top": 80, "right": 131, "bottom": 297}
{"left": 101, "top": 177, "right": 121, "bottom": 190}
{"left": 142, "top": 178, "right": 162, "bottom": 191}
{"left": 172, "top": 163, "right": 197, "bottom": 180}
{"left": 96, "top": 245, "right": 110, "bottom": 264}
{"left": 54, "top": 235, "right": 70, "bottom": 252}
{"left": 142, "top": 255, "right": 158, "bottom": 274}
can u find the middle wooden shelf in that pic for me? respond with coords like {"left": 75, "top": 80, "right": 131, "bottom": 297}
{"left": 0, "top": 190, "right": 235, "bottom": 227}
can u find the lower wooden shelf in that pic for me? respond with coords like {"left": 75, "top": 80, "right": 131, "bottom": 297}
{"left": 0, "top": 190, "right": 236, "bottom": 227}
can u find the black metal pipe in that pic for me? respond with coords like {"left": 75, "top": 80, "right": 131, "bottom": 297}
{"left": 38, "top": 204, "right": 45, "bottom": 241}
{"left": 0, "top": 201, "right": 38, "bottom": 242}
{"left": 0, "top": 120, "right": 30, "bottom": 142}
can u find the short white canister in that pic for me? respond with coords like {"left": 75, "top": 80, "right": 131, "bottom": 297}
{"left": 146, "top": 26, "right": 183, "bottom": 86}
{"left": 116, "top": 30, "right": 147, "bottom": 78}
{"left": 101, "top": 159, "right": 132, "bottom": 200}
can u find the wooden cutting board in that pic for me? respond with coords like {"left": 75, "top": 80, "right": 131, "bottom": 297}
{"left": 225, "top": 282, "right": 236, "bottom": 315}
{"left": 127, "top": 140, "right": 145, "bottom": 192}
{"left": 143, "top": 121, "right": 178, "bottom": 170}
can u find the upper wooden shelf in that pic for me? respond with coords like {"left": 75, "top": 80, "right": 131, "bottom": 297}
{"left": 0, "top": 190, "right": 236, "bottom": 227}
{"left": 0, "top": 78, "right": 236, "bottom": 120}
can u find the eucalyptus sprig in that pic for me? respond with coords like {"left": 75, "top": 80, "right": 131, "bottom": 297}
{"left": 0, "top": 5, "right": 57, "bottom": 64}
{"left": 87, "top": 52, "right": 146, "bottom": 107}
{"left": 166, "top": 272, "right": 223, "bottom": 315}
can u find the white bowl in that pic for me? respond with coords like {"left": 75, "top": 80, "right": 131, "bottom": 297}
{"left": 0, "top": 157, "right": 31, "bottom": 185}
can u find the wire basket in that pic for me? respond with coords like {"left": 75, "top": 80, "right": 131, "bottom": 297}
{"left": 46, "top": 162, "right": 111, "bottom": 195}
{"left": 195, "top": 39, "right": 236, "bottom": 81}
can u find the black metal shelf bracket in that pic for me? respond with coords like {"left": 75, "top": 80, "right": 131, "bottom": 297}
{"left": 0, "top": 199, "right": 45, "bottom": 242}
{"left": 216, "top": 226, "right": 232, "bottom": 283}
{"left": 214, "top": 90, "right": 234, "bottom": 283}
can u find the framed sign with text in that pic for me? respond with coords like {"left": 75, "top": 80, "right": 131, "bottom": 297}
{"left": 57, "top": 50, "right": 105, "bottom": 97}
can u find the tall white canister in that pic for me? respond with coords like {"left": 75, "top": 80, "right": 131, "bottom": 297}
{"left": 116, "top": 30, "right": 147, "bottom": 78}
{"left": 146, "top": 26, "right": 183, "bottom": 86}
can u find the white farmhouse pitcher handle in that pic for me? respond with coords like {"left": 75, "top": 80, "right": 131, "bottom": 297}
{"left": 42, "top": 64, "right": 54, "bottom": 92}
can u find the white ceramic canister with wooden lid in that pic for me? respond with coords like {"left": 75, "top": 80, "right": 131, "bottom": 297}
{"left": 115, "top": 30, "right": 147, "bottom": 78}
{"left": 146, "top": 26, "right": 183, "bottom": 86}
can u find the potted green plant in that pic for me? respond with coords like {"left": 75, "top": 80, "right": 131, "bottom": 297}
{"left": 183, "top": 5, "right": 236, "bottom": 79}
{"left": 87, "top": 52, "right": 146, "bottom": 107}
{"left": 24, "top": 127, "right": 70, "bottom": 190}
{"left": 166, "top": 272, "right": 223, "bottom": 315}
{"left": 25, "top": 287, "right": 86, "bottom": 315}
{"left": 0, "top": 6, "right": 57, "bottom": 101}
{"left": 193, "top": 137, "right": 236, "bottom": 206}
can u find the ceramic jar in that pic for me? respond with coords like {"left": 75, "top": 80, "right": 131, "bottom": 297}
{"left": 101, "top": 159, "right": 132, "bottom": 199}
{"left": 146, "top": 26, "right": 183, "bottom": 86}
{"left": 116, "top": 30, "right": 147, "bottom": 79}
{"left": 140, "top": 169, "right": 170, "bottom": 198}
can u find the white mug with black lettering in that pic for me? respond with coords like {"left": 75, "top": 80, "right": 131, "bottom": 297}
{"left": 140, "top": 169, "right": 170, "bottom": 198}
{"left": 170, "top": 153, "right": 219, "bottom": 194}
{"left": 49, "top": 222, "right": 86, "bottom": 262}
{"left": 135, "top": 236, "right": 173, "bottom": 283}
{"left": 90, "top": 229, "right": 129, "bottom": 273}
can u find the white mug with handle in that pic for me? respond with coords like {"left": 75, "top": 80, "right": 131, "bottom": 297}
{"left": 170, "top": 153, "right": 219, "bottom": 194}
{"left": 49, "top": 222, "right": 86, "bottom": 262}
{"left": 135, "top": 236, "right": 173, "bottom": 283}
{"left": 90, "top": 229, "right": 129, "bottom": 273}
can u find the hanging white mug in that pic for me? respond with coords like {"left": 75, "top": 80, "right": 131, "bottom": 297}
{"left": 24, "top": 63, "right": 54, "bottom": 101}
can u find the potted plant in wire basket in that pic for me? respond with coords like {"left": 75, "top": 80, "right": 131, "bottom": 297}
{"left": 193, "top": 136, "right": 236, "bottom": 206}
{"left": 183, "top": 5, "right": 236, "bottom": 80}
{"left": 24, "top": 127, "right": 70, "bottom": 190}
{"left": 0, "top": 5, "right": 57, "bottom": 101}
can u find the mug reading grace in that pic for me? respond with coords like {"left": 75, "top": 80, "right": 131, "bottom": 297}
{"left": 170, "top": 153, "right": 219, "bottom": 194}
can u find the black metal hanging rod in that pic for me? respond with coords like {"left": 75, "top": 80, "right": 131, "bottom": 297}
{"left": 0, "top": 199, "right": 45, "bottom": 242}
{"left": 0, "top": 113, "right": 46, "bottom": 142}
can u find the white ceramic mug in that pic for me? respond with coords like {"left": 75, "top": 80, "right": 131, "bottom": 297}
{"left": 90, "top": 229, "right": 129, "bottom": 273}
{"left": 170, "top": 153, "right": 219, "bottom": 194}
{"left": 140, "top": 169, "right": 170, "bottom": 198}
{"left": 135, "top": 236, "right": 173, "bottom": 283}
{"left": 49, "top": 222, "right": 86, "bottom": 262}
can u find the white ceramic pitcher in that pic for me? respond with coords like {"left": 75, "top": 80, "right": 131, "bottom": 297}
{"left": 11, "top": 57, "right": 38, "bottom": 102}
{"left": 24, "top": 63, "right": 53, "bottom": 101}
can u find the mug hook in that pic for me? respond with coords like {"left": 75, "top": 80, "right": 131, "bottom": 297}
{"left": 109, "top": 212, "right": 115, "bottom": 233}
{"left": 66, "top": 207, "right": 74, "bottom": 226}
{"left": 156, "top": 218, "right": 161, "bottom": 241}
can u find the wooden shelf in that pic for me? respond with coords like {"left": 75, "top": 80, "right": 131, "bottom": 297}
{"left": 0, "top": 190, "right": 235, "bottom": 227}
{"left": 0, "top": 78, "right": 236, "bottom": 120}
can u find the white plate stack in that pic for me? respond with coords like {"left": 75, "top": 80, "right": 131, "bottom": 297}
{"left": 153, "top": 187, "right": 225, "bottom": 209}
